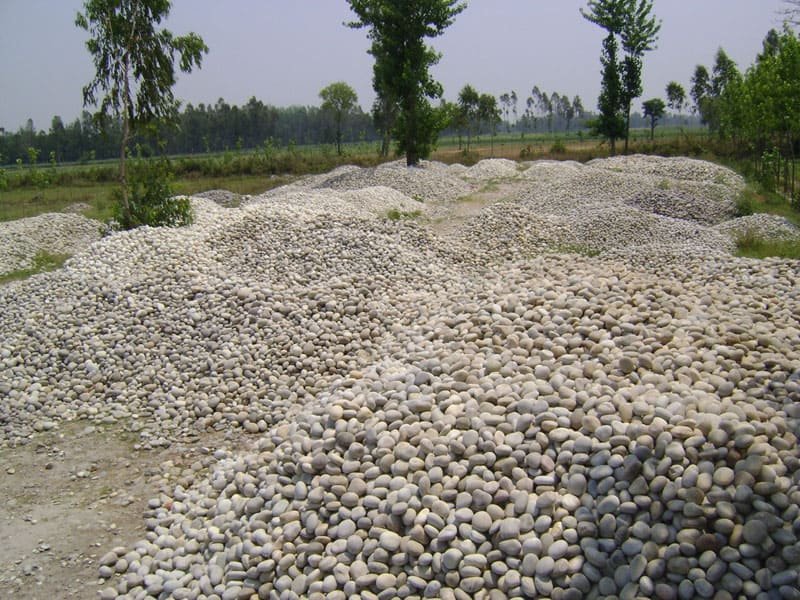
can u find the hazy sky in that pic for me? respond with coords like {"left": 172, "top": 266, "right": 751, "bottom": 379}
{"left": 0, "top": 0, "right": 789, "bottom": 132}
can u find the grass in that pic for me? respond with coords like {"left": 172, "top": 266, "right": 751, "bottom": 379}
{"left": 0, "top": 183, "right": 117, "bottom": 222}
{"left": 735, "top": 229, "right": 800, "bottom": 259}
{"left": 0, "top": 174, "right": 291, "bottom": 223}
{"left": 552, "top": 244, "right": 602, "bottom": 257}
{"left": 735, "top": 184, "right": 800, "bottom": 227}
{"left": 0, "top": 250, "right": 71, "bottom": 284}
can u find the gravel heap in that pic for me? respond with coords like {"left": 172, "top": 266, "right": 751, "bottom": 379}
{"left": 453, "top": 156, "right": 743, "bottom": 262}
{"left": 193, "top": 190, "right": 243, "bottom": 208}
{"left": 715, "top": 214, "right": 800, "bottom": 242}
{"left": 0, "top": 212, "right": 101, "bottom": 276}
{"left": 1, "top": 156, "right": 799, "bottom": 600}
{"left": 624, "top": 189, "right": 735, "bottom": 226}
{"left": 300, "top": 160, "right": 474, "bottom": 203}
{"left": 463, "top": 159, "right": 522, "bottom": 181}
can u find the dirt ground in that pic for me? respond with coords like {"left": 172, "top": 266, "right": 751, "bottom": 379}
{"left": 0, "top": 423, "right": 241, "bottom": 599}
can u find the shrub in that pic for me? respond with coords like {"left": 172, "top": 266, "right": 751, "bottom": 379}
{"left": 549, "top": 140, "right": 567, "bottom": 154}
{"left": 114, "top": 155, "right": 192, "bottom": 229}
{"left": 735, "top": 190, "right": 755, "bottom": 217}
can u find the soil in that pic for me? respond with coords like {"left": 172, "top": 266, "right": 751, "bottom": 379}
{"left": 0, "top": 422, "right": 245, "bottom": 599}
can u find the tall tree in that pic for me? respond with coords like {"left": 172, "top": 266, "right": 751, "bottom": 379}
{"left": 619, "top": 0, "right": 660, "bottom": 152}
{"left": 690, "top": 64, "right": 711, "bottom": 118}
{"left": 499, "top": 92, "right": 511, "bottom": 132}
{"left": 347, "top": 0, "right": 466, "bottom": 166}
{"left": 76, "top": 0, "right": 207, "bottom": 226}
{"left": 581, "top": 0, "right": 659, "bottom": 153}
{"left": 478, "top": 93, "right": 501, "bottom": 153}
{"left": 642, "top": 98, "right": 665, "bottom": 140}
{"left": 319, "top": 82, "right": 359, "bottom": 155}
{"left": 665, "top": 81, "right": 686, "bottom": 115}
{"left": 581, "top": 0, "right": 628, "bottom": 154}
{"left": 594, "top": 33, "right": 627, "bottom": 153}
{"left": 372, "top": 94, "right": 399, "bottom": 157}
{"left": 457, "top": 84, "right": 480, "bottom": 150}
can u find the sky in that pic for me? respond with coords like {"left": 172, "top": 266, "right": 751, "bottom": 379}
{"left": 0, "top": 0, "right": 789, "bottom": 132}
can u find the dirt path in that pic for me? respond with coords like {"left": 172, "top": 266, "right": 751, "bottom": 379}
{"left": 0, "top": 423, "right": 243, "bottom": 599}
{"left": 429, "top": 181, "right": 521, "bottom": 236}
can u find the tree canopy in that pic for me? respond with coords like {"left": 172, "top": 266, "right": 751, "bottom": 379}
{"left": 347, "top": 0, "right": 466, "bottom": 166}
{"left": 665, "top": 81, "right": 686, "bottom": 115}
{"left": 642, "top": 97, "right": 666, "bottom": 140}
{"left": 320, "top": 82, "right": 359, "bottom": 155}
{"left": 581, "top": 0, "right": 660, "bottom": 154}
{"left": 76, "top": 0, "right": 207, "bottom": 227}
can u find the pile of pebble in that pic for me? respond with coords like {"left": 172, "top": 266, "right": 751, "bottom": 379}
{"left": 715, "top": 214, "right": 800, "bottom": 242}
{"left": 302, "top": 160, "right": 474, "bottom": 203}
{"left": 193, "top": 190, "right": 244, "bottom": 208}
{"left": 0, "top": 212, "right": 101, "bottom": 276}
{"left": 1, "top": 156, "right": 799, "bottom": 600}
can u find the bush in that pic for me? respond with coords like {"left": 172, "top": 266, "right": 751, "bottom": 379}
{"left": 735, "top": 190, "right": 755, "bottom": 217}
{"left": 549, "top": 140, "right": 567, "bottom": 154}
{"left": 114, "top": 155, "right": 192, "bottom": 229}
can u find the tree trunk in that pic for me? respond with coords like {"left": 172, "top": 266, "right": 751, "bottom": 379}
{"left": 336, "top": 115, "right": 342, "bottom": 156}
{"left": 610, "top": 137, "right": 617, "bottom": 156}
{"left": 650, "top": 120, "right": 655, "bottom": 141}
{"left": 119, "top": 52, "right": 132, "bottom": 223}
{"left": 624, "top": 103, "right": 631, "bottom": 154}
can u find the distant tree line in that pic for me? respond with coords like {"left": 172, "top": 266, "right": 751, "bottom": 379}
{"left": 0, "top": 97, "right": 379, "bottom": 166}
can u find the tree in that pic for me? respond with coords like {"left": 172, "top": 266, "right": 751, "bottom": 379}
{"left": 593, "top": 33, "right": 627, "bottom": 153}
{"left": 781, "top": 0, "right": 800, "bottom": 27}
{"left": 691, "top": 50, "right": 740, "bottom": 132}
{"left": 478, "top": 93, "right": 501, "bottom": 154}
{"left": 76, "top": 0, "right": 207, "bottom": 228}
{"left": 372, "top": 94, "right": 399, "bottom": 157}
{"left": 347, "top": 0, "right": 466, "bottom": 166}
{"left": 499, "top": 93, "right": 511, "bottom": 132}
{"left": 457, "top": 84, "right": 480, "bottom": 150}
{"left": 572, "top": 96, "right": 585, "bottom": 126}
{"left": 581, "top": 0, "right": 660, "bottom": 153}
{"left": 619, "top": 0, "right": 660, "bottom": 152}
{"left": 319, "top": 82, "right": 359, "bottom": 155}
{"left": 665, "top": 81, "right": 686, "bottom": 115}
{"left": 691, "top": 64, "right": 711, "bottom": 118}
{"left": 642, "top": 98, "right": 665, "bottom": 140}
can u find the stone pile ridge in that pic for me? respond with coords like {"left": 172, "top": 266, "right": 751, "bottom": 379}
{"left": 0, "top": 156, "right": 799, "bottom": 600}
{"left": 0, "top": 212, "right": 101, "bottom": 276}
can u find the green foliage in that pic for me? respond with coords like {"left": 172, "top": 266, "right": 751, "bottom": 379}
{"left": 113, "top": 155, "right": 192, "bottom": 229}
{"left": 592, "top": 34, "right": 627, "bottom": 152}
{"left": 76, "top": 0, "right": 207, "bottom": 227}
{"left": 347, "top": 0, "right": 466, "bottom": 166}
{"left": 0, "top": 154, "right": 7, "bottom": 192}
{"left": 582, "top": 0, "right": 660, "bottom": 153}
{"left": 665, "top": 81, "right": 686, "bottom": 114}
{"left": 0, "top": 250, "right": 71, "bottom": 285}
{"left": 735, "top": 229, "right": 800, "bottom": 259}
{"left": 319, "top": 82, "right": 359, "bottom": 155}
{"left": 735, "top": 189, "right": 756, "bottom": 216}
{"left": 642, "top": 98, "right": 666, "bottom": 139}
{"left": 550, "top": 140, "right": 567, "bottom": 154}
